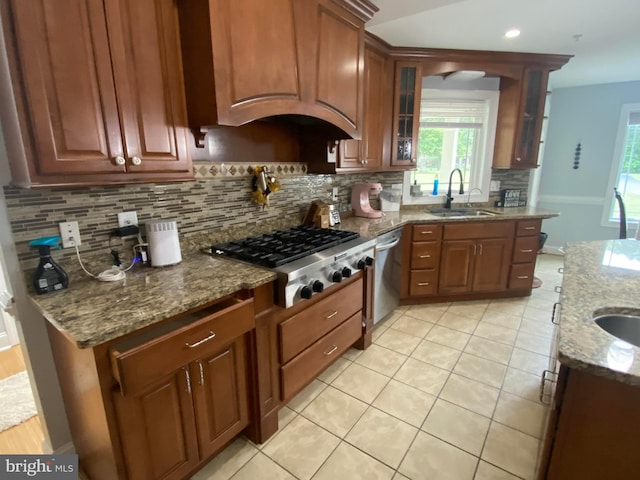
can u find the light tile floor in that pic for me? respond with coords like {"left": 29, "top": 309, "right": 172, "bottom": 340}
{"left": 191, "top": 254, "right": 564, "bottom": 480}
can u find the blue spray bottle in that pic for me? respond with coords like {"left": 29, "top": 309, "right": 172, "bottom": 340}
{"left": 28, "top": 236, "right": 69, "bottom": 294}
{"left": 432, "top": 174, "right": 439, "bottom": 196}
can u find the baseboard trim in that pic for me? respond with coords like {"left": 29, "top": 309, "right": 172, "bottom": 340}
{"left": 542, "top": 245, "right": 565, "bottom": 256}
{"left": 52, "top": 441, "right": 76, "bottom": 455}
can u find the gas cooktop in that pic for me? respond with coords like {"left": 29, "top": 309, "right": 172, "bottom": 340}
{"left": 211, "top": 225, "right": 360, "bottom": 268}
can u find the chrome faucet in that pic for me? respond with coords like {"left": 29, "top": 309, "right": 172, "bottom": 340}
{"left": 445, "top": 168, "right": 464, "bottom": 208}
{"left": 466, "top": 188, "right": 483, "bottom": 207}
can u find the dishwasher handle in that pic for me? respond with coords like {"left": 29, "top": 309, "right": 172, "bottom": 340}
{"left": 376, "top": 237, "right": 401, "bottom": 252}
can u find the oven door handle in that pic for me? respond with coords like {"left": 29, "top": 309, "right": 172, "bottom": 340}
{"left": 377, "top": 238, "right": 400, "bottom": 252}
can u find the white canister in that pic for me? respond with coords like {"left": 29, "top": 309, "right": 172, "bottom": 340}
{"left": 147, "top": 220, "right": 182, "bottom": 267}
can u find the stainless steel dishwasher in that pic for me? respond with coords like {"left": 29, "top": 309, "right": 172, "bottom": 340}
{"left": 374, "top": 227, "right": 403, "bottom": 324}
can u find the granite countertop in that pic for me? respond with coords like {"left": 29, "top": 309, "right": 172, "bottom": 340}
{"left": 559, "top": 240, "right": 640, "bottom": 386}
{"left": 32, "top": 205, "right": 557, "bottom": 349}
{"left": 336, "top": 205, "right": 559, "bottom": 237}
{"left": 33, "top": 252, "right": 277, "bottom": 349}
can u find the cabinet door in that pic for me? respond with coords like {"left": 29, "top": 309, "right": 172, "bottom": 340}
{"left": 191, "top": 338, "right": 250, "bottom": 459}
{"left": 106, "top": 0, "right": 191, "bottom": 173}
{"left": 472, "top": 238, "right": 512, "bottom": 292}
{"left": 6, "top": 0, "right": 125, "bottom": 176}
{"left": 390, "top": 61, "right": 422, "bottom": 167}
{"left": 514, "top": 68, "right": 548, "bottom": 168}
{"left": 338, "top": 140, "right": 362, "bottom": 169}
{"left": 309, "top": 0, "right": 364, "bottom": 138}
{"left": 360, "top": 46, "right": 387, "bottom": 169}
{"left": 438, "top": 240, "right": 475, "bottom": 294}
{"left": 113, "top": 369, "right": 199, "bottom": 480}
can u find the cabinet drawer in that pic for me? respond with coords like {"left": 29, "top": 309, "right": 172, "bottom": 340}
{"left": 512, "top": 236, "right": 539, "bottom": 263}
{"left": 110, "top": 297, "right": 254, "bottom": 395}
{"left": 409, "top": 270, "right": 438, "bottom": 296}
{"left": 411, "top": 242, "right": 441, "bottom": 269}
{"left": 280, "top": 280, "right": 362, "bottom": 364}
{"left": 281, "top": 312, "right": 361, "bottom": 401}
{"left": 509, "top": 263, "right": 535, "bottom": 290}
{"left": 516, "top": 219, "right": 542, "bottom": 236}
{"left": 412, "top": 224, "right": 442, "bottom": 242}
{"left": 443, "top": 221, "right": 515, "bottom": 240}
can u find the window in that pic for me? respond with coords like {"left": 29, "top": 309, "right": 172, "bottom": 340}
{"left": 403, "top": 89, "right": 499, "bottom": 205}
{"left": 604, "top": 104, "right": 640, "bottom": 227}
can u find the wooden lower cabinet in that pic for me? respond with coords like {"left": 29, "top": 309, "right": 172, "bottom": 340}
{"left": 113, "top": 370, "right": 200, "bottom": 480}
{"left": 538, "top": 365, "right": 640, "bottom": 479}
{"left": 439, "top": 230, "right": 514, "bottom": 295}
{"left": 45, "top": 291, "right": 273, "bottom": 480}
{"left": 399, "top": 219, "right": 553, "bottom": 302}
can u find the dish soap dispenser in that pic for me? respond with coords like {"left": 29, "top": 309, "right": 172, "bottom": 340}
{"left": 432, "top": 174, "right": 439, "bottom": 196}
{"left": 29, "top": 236, "right": 68, "bottom": 294}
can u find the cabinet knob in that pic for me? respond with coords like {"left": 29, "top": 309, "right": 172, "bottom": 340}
{"left": 411, "top": 158, "right": 416, "bottom": 163}
{"left": 131, "top": 156, "right": 142, "bottom": 166}
{"left": 114, "top": 155, "right": 126, "bottom": 166}
{"left": 516, "top": 157, "right": 522, "bottom": 162}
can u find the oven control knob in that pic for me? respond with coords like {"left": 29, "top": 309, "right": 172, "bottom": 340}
{"left": 311, "top": 280, "right": 324, "bottom": 293}
{"left": 300, "top": 286, "right": 313, "bottom": 299}
{"left": 357, "top": 256, "right": 374, "bottom": 269}
{"left": 341, "top": 267, "right": 352, "bottom": 278}
{"left": 330, "top": 271, "right": 343, "bottom": 283}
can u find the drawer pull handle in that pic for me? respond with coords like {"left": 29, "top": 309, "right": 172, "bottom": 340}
{"left": 520, "top": 249, "right": 533, "bottom": 253}
{"left": 183, "top": 367, "right": 191, "bottom": 394}
{"left": 524, "top": 226, "right": 536, "bottom": 230}
{"left": 417, "top": 282, "right": 430, "bottom": 286}
{"left": 539, "top": 369, "right": 558, "bottom": 405}
{"left": 419, "top": 254, "right": 431, "bottom": 258}
{"left": 421, "top": 231, "right": 433, "bottom": 234}
{"left": 324, "top": 345, "right": 338, "bottom": 356}
{"left": 197, "top": 360, "right": 205, "bottom": 385}
{"left": 551, "top": 302, "right": 561, "bottom": 325}
{"left": 517, "top": 275, "right": 529, "bottom": 279}
{"left": 186, "top": 331, "right": 216, "bottom": 348}
{"left": 326, "top": 311, "right": 338, "bottom": 319}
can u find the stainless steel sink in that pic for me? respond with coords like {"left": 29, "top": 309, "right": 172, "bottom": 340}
{"left": 594, "top": 314, "right": 640, "bottom": 348}
{"left": 428, "top": 207, "right": 497, "bottom": 218}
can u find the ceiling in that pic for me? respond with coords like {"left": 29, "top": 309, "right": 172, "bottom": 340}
{"left": 366, "top": 0, "right": 640, "bottom": 88}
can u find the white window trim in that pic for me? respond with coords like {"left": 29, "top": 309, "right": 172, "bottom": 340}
{"left": 402, "top": 89, "right": 499, "bottom": 207}
{"left": 601, "top": 103, "right": 640, "bottom": 228}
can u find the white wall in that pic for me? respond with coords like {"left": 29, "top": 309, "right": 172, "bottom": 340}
{"left": 538, "top": 80, "right": 640, "bottom": 250}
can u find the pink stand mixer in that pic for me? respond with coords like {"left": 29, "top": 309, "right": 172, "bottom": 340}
{"left": 351, "top": 183, "right": 383, "bottom": 218}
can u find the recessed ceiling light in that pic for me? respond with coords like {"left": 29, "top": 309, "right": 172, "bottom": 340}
{"left": 504, "top": 28, "right": 521, "bottom": 38}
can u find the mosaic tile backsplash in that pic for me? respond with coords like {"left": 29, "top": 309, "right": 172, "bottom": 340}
{"left": 5, "top": 163, "right": 529, "bottom": 273}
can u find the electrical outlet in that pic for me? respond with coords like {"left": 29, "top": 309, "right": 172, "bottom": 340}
{"left": 59, "top": 221, "right": 81, "bottom": 248}
{"left": 490, "top": 180, "right": 501, "bottom": 192}
{"left": 331, "top": 187, "right": 339, "bottom": 202}
{"left": 118, "top": 211, "right": 138, "bottom": 228}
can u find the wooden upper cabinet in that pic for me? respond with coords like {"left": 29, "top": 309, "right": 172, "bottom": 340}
{"left": 178, "top": 0, "right": 377, "bottom": 144}
{"left": 493, "top": 66, "right": 546, "bottom": 169}
{"left": 311, "top": 43, "right": 389, "bottom": 173}
{"left": 390, "top": 61, "right": 422, "bottom": 168}
{"left": 1, "top": 0, "right": 192, "bottom": 187}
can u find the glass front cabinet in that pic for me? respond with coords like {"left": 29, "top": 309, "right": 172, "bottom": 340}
{"left": 390, "top": 61, "right": 422, "bottom": 167}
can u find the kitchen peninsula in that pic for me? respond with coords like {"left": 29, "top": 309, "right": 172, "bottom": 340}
{"left": 538, "top": 239, "right": 640, "bottom": 479}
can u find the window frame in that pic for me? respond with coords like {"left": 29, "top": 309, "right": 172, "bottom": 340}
{"left": 601, "top": 103, "right": 640, "bottom": 228}
{"left": 402, "top": 88, "right": 499, "bottom": 206}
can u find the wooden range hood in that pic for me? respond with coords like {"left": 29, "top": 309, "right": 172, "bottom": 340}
{"left": 177, "top": 0, "right": 378, "bottom": 147}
